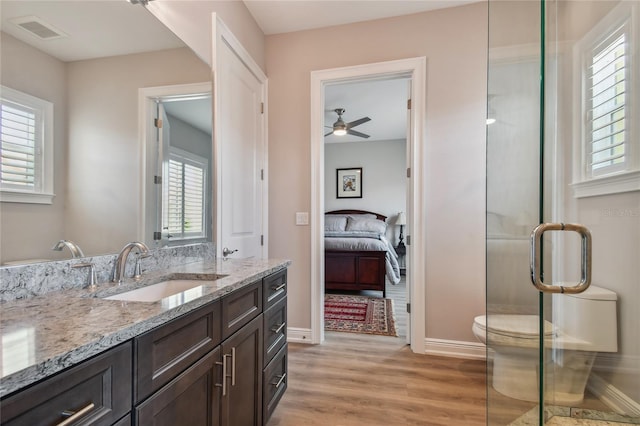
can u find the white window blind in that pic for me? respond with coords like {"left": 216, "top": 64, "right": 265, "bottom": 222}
{"left": 587, "top": 29, "right": 628, "bottom": 177}
{"left": 1, "top": 100, "right": 38, "bottom": 189}
{"left": 163, "top": 149, "right": 206, "bottom": 240}
{"left": 0, "top": 86, "right": 53, "bottom": 204}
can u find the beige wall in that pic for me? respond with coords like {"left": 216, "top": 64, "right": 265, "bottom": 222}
{"left": 147, "top": 0, "right": 265, "bottom": 71}
{"left": 266, "top": 3, "right": 488, "bottom": 343}
{"left": 0, "top": 33, "right": 68, "bottom": 263}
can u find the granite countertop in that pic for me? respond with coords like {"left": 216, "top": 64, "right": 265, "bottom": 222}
{"left": 0, "top": 257, "right": 290, "bottom": 398}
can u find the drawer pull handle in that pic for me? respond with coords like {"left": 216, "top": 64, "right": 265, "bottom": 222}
{"left": 231, "top": 347, "right": 236, "bottom": 386}
{"left": 57, "top": 402, "right": 95, "bottom": 426}
{"left": 271, "top": 322, "right": 286, "bottom": 334}
{"left": 216, "top": 356, "right": 231, "bottom": 396}
{"left": 272, "top": 373, "right": 287, "bottom": 389}
{"left": 271, "top": 283, "right": 286, "bottom": 292}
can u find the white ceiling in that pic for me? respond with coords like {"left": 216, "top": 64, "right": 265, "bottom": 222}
{"left": 1, "top": 1, "right": 471, "bottom": 144}
{"left": 243, "top": 0, "right": 478, "bottom": 35}
{"left": 0, "top": 1, "right": 183, "bottom": 62}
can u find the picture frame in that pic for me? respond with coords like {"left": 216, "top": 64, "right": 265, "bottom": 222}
{"left": 336, "top": 167, "right": 362, "bottom": 198}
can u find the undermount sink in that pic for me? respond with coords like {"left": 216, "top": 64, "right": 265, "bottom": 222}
{"left": 104, "top": 279, "right": 213, "bottom": 302}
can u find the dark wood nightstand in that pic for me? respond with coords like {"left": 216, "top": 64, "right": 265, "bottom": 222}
{"left": 395, "top": 243, "right": 406, "bottom": 275}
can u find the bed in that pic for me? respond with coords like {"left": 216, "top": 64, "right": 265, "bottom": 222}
{"left": 324, "top": 210, "right": 401, "bottom": 298}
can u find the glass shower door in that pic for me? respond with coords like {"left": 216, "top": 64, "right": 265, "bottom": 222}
{"left": 486, "top": 0, "right": 640, "bottom": 424}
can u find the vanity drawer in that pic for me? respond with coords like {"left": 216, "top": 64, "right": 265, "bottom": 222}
{"left": 0, "top": 342, "right": 132, "bottom": 426}
{"left": 134, "top": 300, "right": 221, "bottom": 403}
{"left": 263, "top": 269, "right": 287, "bottom": 308}
{"left": 263, "top": 296, "right": 287, "bottom": 366}
{"left": 262, "top": 343, "right": 288, "bottom": 425}
{"left": 221, "top": 281, "right": 262, "bottom": 340}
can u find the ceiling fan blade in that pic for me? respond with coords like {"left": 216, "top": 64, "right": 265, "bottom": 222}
{"left": 346, "top": 117, "right": 371, "bottom": 128}
{"left": 325, "top": 131, "right": 334, "bottom": 137}
{"left": 347, "top": 129, "right": 370, "bottom": 139}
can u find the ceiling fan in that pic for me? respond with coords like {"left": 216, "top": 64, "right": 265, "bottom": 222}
{"left": 325, "top": 108, "right": 371, "bottom": 138}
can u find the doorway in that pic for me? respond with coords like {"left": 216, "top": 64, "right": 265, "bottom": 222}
{"left": 310, "top": 57, "right": 427, "bottom": 353}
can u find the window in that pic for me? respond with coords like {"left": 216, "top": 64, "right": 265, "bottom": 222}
{"left": 587, "top": 29, "right": 628, "bottom": 177}
{"left": 0, "top": 86, "right": 54, "bottom": 204}
{"left": 163, "top": 147, "right": 207, "bottom": 240}
{"left": 573, "top": 2, "right": 639, "bottom": 197}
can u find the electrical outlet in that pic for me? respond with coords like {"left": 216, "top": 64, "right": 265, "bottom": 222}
{"left": 295, "top": 212, "right": 309, "bottom": 225}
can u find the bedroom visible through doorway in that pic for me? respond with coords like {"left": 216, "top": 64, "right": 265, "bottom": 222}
{"left": 322, "top": 77, "right": 409, "bottom": 341}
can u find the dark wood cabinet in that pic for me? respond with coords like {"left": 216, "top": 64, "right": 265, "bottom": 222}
{"left": 0, "top": 342, "right": 132, "bottom": 426}
{"left": 263, "top": 343, "right": 288, "bottom": 423}
{"left": 1, "top": 268, "right": 287, "bottom": 426}
{"left": 135, "top": 347, "right": 222, "bottom": 426}
{"left": 221, "top": 281, "right": 262, "bottom": 340}
{"left": 134, "top": 301, "right": 221, "bottom": 404}
{"left": 220, "top": 314, "right": 263, "bottom": 426}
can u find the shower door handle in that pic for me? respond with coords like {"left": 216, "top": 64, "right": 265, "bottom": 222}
{"left": 530, "top": 223, "right": 592, "bottom": 294}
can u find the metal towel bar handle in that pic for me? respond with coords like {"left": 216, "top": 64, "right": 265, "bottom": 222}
{"left": 530, "top": 223, "right": 592, "bottom": 294}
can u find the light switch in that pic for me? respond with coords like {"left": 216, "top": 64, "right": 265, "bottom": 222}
{"left": 296, "top": 212, "right": 309, "bottom": 225}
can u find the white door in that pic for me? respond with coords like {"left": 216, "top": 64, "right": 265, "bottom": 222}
{"left": 216, "top": 33, "right": 266, "bottom": 259}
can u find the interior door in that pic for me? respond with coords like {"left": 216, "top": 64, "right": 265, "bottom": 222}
{"left": 216, "top": 31, "right": 266, "bottom": 260}
{"left": 487, "top": 1, "right": 640, "bottom": 424}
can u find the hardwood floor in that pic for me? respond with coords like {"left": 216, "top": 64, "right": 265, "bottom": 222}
{"left": 268, "top": 333, "right": 487, "bottom": 425}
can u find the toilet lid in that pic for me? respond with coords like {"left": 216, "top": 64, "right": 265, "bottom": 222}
{"left": 474, "top": 315, "right": 556, "bottom": 338}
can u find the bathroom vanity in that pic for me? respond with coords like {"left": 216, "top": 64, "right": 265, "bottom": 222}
{"left": 0, "top": 259, "right": 289, "bottom": 426}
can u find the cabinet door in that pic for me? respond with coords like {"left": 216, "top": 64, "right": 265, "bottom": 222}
{"left": 0, "top": 342, "right": 131, "bottom": 426}
{"left": 135, "top": 347, "right": 222, "bottom": 426}
{"left": 220, "top": 314, "right": 263, "bottom": 426}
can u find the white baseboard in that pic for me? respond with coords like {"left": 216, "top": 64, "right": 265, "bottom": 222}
{"left": 424, "top": 338, "right": 486, "bottom": 360}
{"left": 587, "top": 373, "right": 640, "bottom": 417}
{"left": 287, "top": 327, "right": 313, "bottom": 344}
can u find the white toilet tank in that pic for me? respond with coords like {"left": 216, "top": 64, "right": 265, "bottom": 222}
{"left": 552, "top": 285, "right": 617, "bottom": 352}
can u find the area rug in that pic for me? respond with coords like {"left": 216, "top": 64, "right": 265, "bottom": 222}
{"left": 324, "top": 294, "right": 397, "bottom": 336}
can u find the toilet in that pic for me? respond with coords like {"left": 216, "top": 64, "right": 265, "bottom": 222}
{"left": 472, "top": 285, "right": 618, "bottom": 405}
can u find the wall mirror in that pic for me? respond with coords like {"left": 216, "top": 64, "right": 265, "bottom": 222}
{"left": 0, "top": 1, "right": 213, "bottom": 265}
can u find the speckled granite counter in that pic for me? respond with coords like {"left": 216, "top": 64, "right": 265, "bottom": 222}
{"left": 0, "top": 257, "right": 290, "bottom": 398}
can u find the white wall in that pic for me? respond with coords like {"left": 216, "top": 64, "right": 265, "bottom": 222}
{"left": 324, "top": 139, "right": 406, "bottom": 242}
{"left": 0, "top": 33, "right": 67, "bottom": 263}
{"left": 267, "top": 3, "right": 488, "bottom": 343}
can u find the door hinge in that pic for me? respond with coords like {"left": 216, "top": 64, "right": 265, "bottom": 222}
{"left": 154, "top": 118, "right": 163, "bottom": 128}
{"left": 261, "top": 169, "right": 264, "bottom": 180}
{"left": 154, "top": 175, "right": 162, "bottom": 184}
{"left": 153, "top": 231, "right": 162, "bottom": 241}
{"left": 406, "top": 167, "right": 411, "bottom": 178}
{"left": 407, "top": 99, "right": 412, "bottom": 110}
{"left": 261, "top": 235, "right": 264, "bottom": 246}
{"left": 260, "top": 102, "right": 264, "bottom": 114}
{"left": 407, "top": 235, "right": 411, "bottom": 246}
{"left": 406, "top": 303, "right": 411, "bottom": 313}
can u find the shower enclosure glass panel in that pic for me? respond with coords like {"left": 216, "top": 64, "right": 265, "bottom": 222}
{"left": 487, "top": 0, "right": 640, "bottom": 424}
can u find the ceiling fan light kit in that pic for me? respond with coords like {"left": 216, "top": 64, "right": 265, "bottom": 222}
{"left": 325, "top": 108, "right": 371, "bottom": 138}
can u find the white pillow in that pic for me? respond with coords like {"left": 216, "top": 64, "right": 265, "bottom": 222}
{"left": 345, "top": 217, "right": 387, "bottom": 234}
{"left": 325, "top": 215, "right": 347, "bottom": 232}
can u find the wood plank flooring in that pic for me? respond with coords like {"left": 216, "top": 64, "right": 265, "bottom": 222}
{"left": 267, "top": 333, "right": 486, "bottom": 425}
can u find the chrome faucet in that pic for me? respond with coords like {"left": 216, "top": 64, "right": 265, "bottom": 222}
{"left": 112, "top": 241, "right": 150, "bottom": 284}
{"left": 52, "top": 240, "right": 85, "bottom": 258}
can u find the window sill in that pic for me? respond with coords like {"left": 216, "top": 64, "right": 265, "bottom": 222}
{"left": 0, "top": 190, "right": 55, "bottom": 204}
{"left": 571, "top": 170, "right": 640, "bottom": 198}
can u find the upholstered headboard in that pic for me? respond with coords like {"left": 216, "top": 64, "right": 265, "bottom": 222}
{"left": 325, "top": 209, "right": 387, "bottom": 222}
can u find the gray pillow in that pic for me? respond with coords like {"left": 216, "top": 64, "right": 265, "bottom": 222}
{"left": 345, "top": 217, "right": 387, "bottom": 234}
{"left": 325, "top": 215, "right": 347, "bottom": 232}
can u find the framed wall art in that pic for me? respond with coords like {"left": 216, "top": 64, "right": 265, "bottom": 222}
{"left": 336, "top": 167, "right": 362, "bottom": 198}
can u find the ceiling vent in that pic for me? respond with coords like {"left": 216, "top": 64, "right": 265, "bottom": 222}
{"left": 9, "top": 16, "right": 68, "bottom": 40}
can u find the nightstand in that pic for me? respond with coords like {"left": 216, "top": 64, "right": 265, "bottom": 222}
{"left": 395, "top": 243, "right": 406, "bottom": 275}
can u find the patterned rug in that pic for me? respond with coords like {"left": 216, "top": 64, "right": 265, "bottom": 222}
{"left": 324, "top": 294, "right": 397, "bottom": 336}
